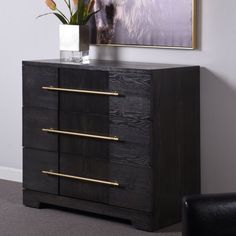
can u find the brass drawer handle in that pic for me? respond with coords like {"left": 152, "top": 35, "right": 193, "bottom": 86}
{"left": 42, "top": 86, "right": 119, "bottom": 96}
{"left": 42, "top": 171, "right": 119, "bottom": 187}
{"left": 42, "top": 128, "right": 119, "bottom": 141}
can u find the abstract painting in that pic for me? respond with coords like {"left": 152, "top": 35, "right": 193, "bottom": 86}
{"left": 90, "top": 0, "right": 197, "bottom": 49}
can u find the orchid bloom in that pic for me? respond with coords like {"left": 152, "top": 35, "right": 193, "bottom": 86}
{"left": 73, "top": 0, "right": 79, "bottom": 6}
{"left": 88, "top": 0, "right": 95, "bottom": 13}
{"left": 45, "top": 0, "right": 56, "bottom": 10}
{"left": 38, "top": 0, "right": 99, "bottom": 25}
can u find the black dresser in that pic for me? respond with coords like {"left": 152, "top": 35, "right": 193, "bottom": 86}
{"left": 22, "top": 59, "right": 200, "bottom": 231}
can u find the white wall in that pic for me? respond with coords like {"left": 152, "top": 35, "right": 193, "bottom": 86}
{"left": 0, "top": 1, "right": 59, "bottom": 181}
{"left": 0, "top": 0, "right": 236, "bottom": 193}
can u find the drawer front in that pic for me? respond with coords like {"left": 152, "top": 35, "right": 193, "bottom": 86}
{"left": 60, "top": 93, "right": 150, "bottom": 118}
{"left": 23, "top": 65, "right": 58, "bottom": 109}
{"left": 23, "top": 148, "right": 58, "bottom": 194}
{"left": 58, "top": 153, "right": 152, "bottom": 212}
{"left": 60, "top": 137, "right": 151, "bottom": 166}
{"left": 23, "top": 108, "right": 151, "bottom": 166}
{"left": 23, "top": 107, "right": 58, "bottom": 151}
{"left": 59, "top": 111, "right": 151, "bottom": 166}
{"left": 60, "top": 111, "right": 150, "bottom": 145}
{"left": 60, "top": 68, "right": 151, "bottom": 96}
{"left": 57, "top": 68, "right": 151, "bottom": 117}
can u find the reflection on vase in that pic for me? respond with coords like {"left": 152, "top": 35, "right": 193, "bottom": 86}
{"left": 59, "top": 25, "right": 90, "bottom": 64}
{"left": 60, "top": 50, "right": 89, "bottom": 64}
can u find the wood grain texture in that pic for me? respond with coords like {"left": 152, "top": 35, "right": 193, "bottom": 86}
{"left": 23, "top": 107, "right": 58, "bottom": 152}
{"left": 109, "top": 70, "right": 151, "bottom": 97}
{"left": 60, "top": 136, "right": 151, "bottom": 166}
{"left": 60, "top": 110, "right": 150, "bottom": 152}
{"left": 60, "top": 153, "right": 152, "bottom": 212}
{"left": 60, "top": 93, "right": 150, "bottom": 118}
{"left": 23, "top": 59, "right": 188, "bottom": 71}
{"left": 22, "top": 60, "right": 200, "bottom": 231}
{"left": 59, "top": 68, "right": 151, "bottom": 118}
{"left": 23, "top": 65, "right": 58, "bottom": 109}
{"left": 152, "top": 66, "right": 200, "bottom": 229}
{"left": 23, "top": 189, "right": 155, "bottom": 231}
{"left": 23, "top": 148, "right": 59, "bottom": 194}
{"left": 23, "top": 108, "right": 151, "bottom": 166}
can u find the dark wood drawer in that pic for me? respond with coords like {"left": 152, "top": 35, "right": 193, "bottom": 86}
{"left": 23, "top": 66, "right": 151, "bottom": 118}
{"left": 23, "top": 148, "right": 152, "bottom": 211}
{"left": 23, "top": 148, "right": 58, "bottom": 194}
{"left": 58, "top": 153, "right": 153, "bottom": 212}
{"left": 24, "top": 107, "right": 151, "bottom": 166}
{"left": 23, "top": 107, "right": 58, "bottom": 151}
{"left": 60, "top": 92, "right": 150, "bottom": 118}
{"left": 59, "top": 68, "right": 151, "bottom": 117}
{"left": 59, "top": 111, "right": 151, "bottom": 166}
{"left": 60, "top": 136, "right": 151, "bottom": 166}
{"left": 57, "top": 111, "right": 152, "bottom": 166}
{"left": 23, "top": 65, "right": 58, "bottom": 109}
{"left": 60, "top": 68, "right": 151, "bottom": 97}
{"left": 60, "top": 111, "right": 150, "bottom": 145}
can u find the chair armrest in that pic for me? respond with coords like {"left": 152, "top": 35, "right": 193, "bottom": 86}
{"left": 182, "top": 193, "right": 236, "bottom": 236}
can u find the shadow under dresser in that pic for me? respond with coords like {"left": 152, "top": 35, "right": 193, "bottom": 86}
{"left": 22, "top": 59, "right": 200, "bottom": 231}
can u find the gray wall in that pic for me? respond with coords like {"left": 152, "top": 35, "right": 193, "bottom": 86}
{"left": 0, "top": 0, "right": 236, "bottom": 193}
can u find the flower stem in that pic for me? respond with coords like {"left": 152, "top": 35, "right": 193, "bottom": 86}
{"left": 64, "top": 0, "right": 73, "bottom": 18}
{"left": 56, "top": 8, "right": 69, "bottom": 23}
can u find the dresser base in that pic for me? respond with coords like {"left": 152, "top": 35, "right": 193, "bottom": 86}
{"left": 23, "top": 189, "right": 171, "bottom": 232}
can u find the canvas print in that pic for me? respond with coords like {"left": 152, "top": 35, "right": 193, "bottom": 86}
{"left": 90, "top": 0, "right": 196, "bottom": 48}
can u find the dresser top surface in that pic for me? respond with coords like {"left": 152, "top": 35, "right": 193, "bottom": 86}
{"left": 23, "top": 59, "right": 198, "bottom": 71}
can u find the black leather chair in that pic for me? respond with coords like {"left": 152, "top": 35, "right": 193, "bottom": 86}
{"left": 182, "top": 193, "right": 236, "bottom": 236}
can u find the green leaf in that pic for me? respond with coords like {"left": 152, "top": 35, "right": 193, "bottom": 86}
{"left": 37, "top": 12, "right": 53, "bottom": 19}
{"left": 70, "top": 10, "right": 78, "bottom": 25}
{"left": 56, "top": 9, "right": 70, "bottom": 23}
{"left": 77, "top": 0, "right": 85, "bottom": 25}
{"left": 64, "top": 0, "right": 73, "bottom": 18}
{"left": 84, "top": 10, "right": 100, "bottom": 24}
{"left": 37, "top": 12, "right": 68, "bottom": 24}
{"left": 63, "top": 0, "right": 70, "bottom": 9}
{"left": 54, "top": 13, "right": 69, "bottom": 24}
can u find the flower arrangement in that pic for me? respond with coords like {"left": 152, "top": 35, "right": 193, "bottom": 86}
{"left": 38, "top": 0, "right": 99, "bottom": 25}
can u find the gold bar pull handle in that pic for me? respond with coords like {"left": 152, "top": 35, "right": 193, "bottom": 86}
{"left": 42, "top": 86, "right": 119, "bottom": 96}
{"left": 42, "top": 128, "right": 119, "bottom": 141}
{"left": 42, "top": 171, "right": 119, "bottom": 187}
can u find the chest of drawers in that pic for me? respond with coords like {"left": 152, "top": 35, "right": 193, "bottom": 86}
{"left": 22, "top": 59, "right": 200, "bottom": 231}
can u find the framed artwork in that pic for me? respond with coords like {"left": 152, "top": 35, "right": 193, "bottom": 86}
{"left": 90, "top": 0, "right": 197, "bottom": 49}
